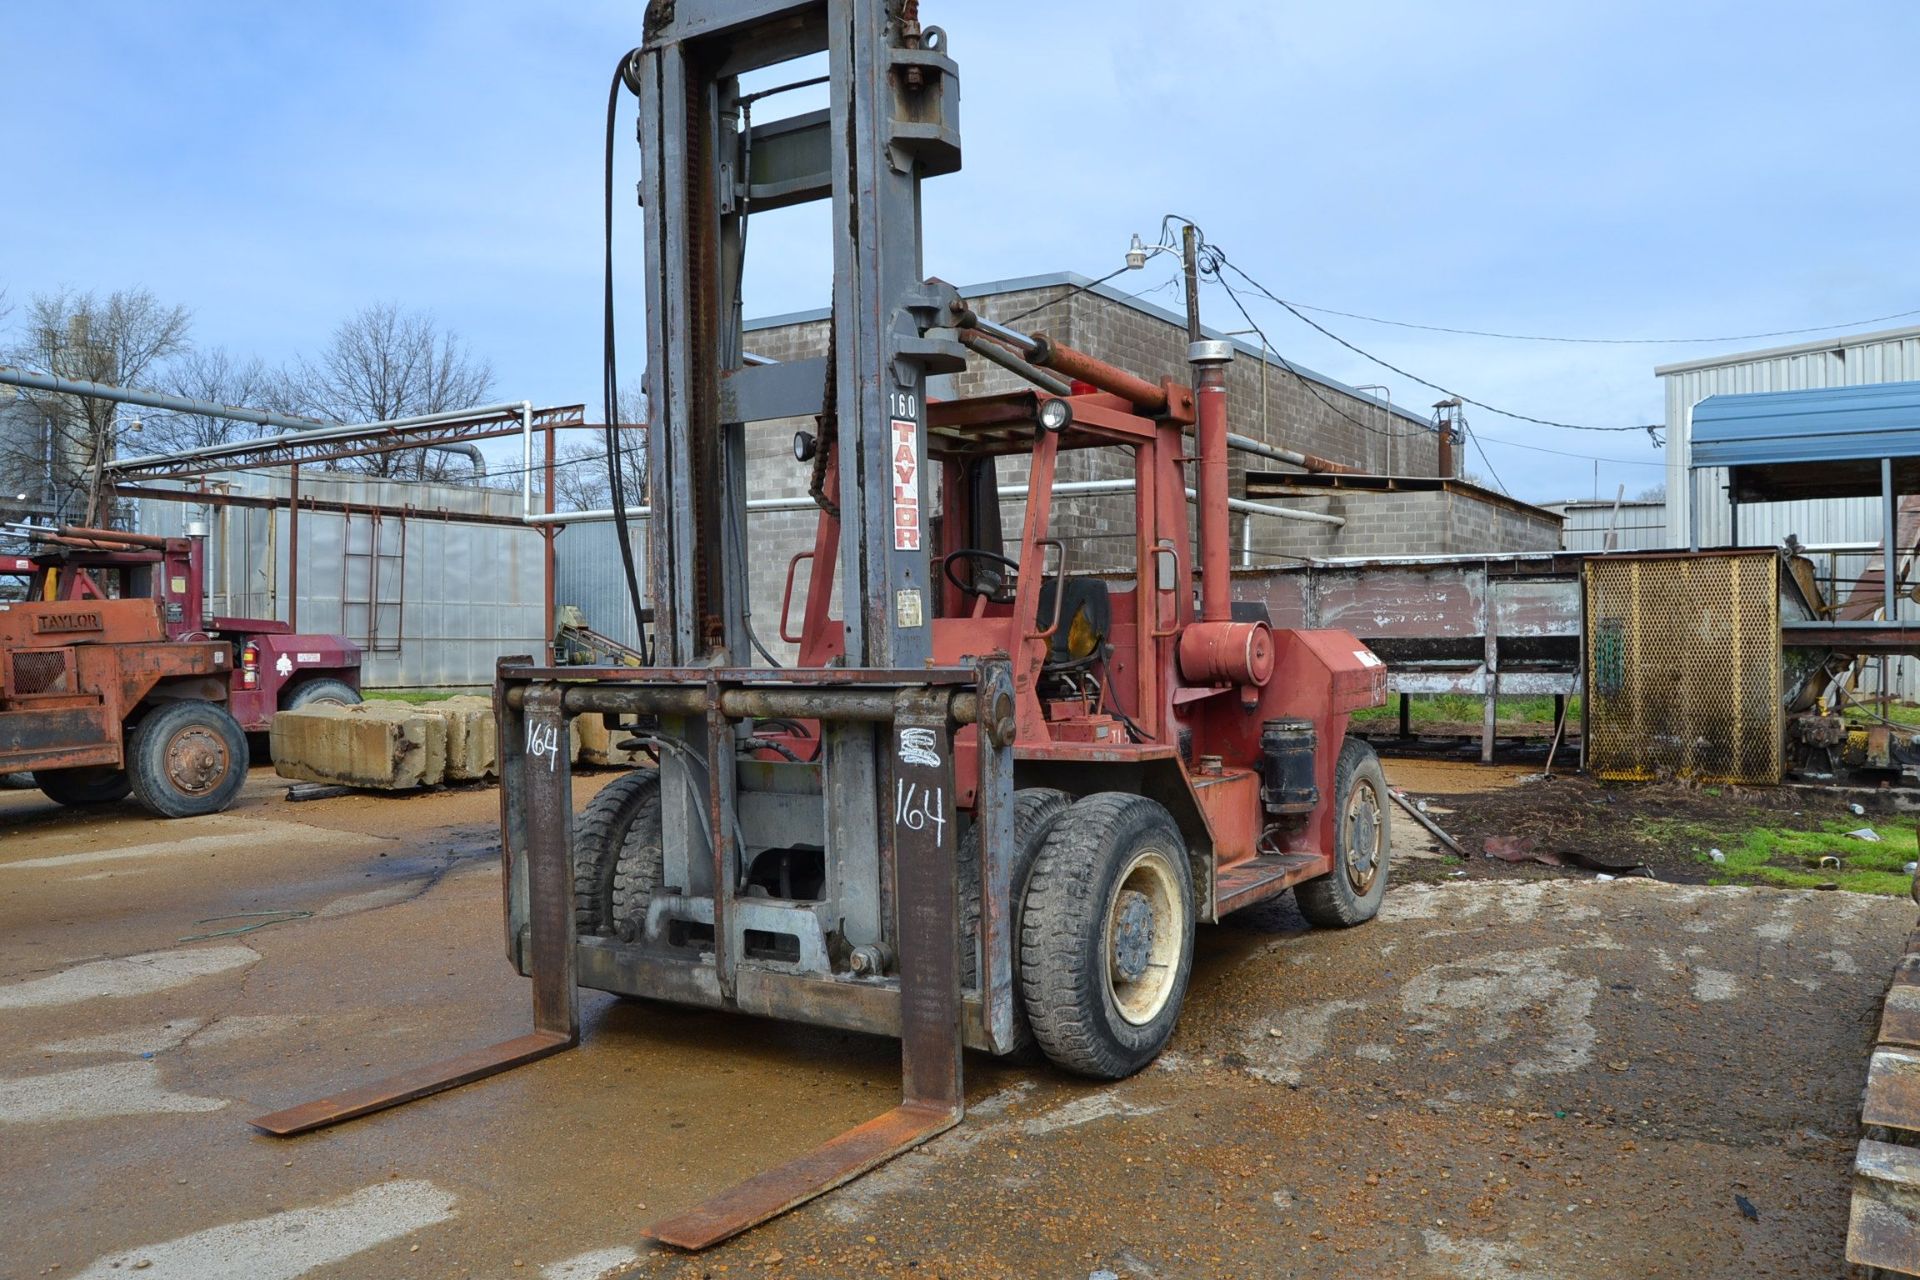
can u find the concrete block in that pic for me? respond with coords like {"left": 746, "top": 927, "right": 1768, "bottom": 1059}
{"left": 576, "top": 712, "right": 646, "bottom": 767}
{"left": 434, "top": 695, "right": 499, "bottom": 781}
{"left": 271, "top": 699, "right": 447, "bottom": 790}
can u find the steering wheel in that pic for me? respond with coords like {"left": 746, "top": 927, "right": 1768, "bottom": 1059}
{"left": 942, "top": 549, "right": 1020, "bottom": 605}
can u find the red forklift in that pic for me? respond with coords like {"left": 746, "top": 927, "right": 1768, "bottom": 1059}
{"left": 254, "top": 0, "right": 1389, "bottom": 1251}
{"left": 2, "top": 521, "right": 360, "bottom": 815}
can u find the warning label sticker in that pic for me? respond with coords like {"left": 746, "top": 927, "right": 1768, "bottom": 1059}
{"left": 891, "top": 418, "right": 920, "bottom": 550}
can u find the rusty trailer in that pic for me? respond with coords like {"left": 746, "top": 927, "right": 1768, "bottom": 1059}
{"left": 1238, "top": 551, "right": 1586, "bottom": 762}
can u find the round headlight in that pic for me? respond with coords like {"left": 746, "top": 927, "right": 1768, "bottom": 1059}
{"left": 792, "top": 430, "right": 817, "bottom": 462}
{"left": 1037, "top": 398, "right": 1072, "bottom": 433}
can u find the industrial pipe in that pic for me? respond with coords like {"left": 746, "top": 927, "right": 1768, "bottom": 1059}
{"left": 1028, "top": 333, "right": 1170, "bottom": 415}
{"left": 1, "top": 525, "right": 133, "bottom": 553}
{"left": 949, "top": 309, "right": 1172, "bottom": 415}
{"left": 1225, "top": 431, "right": 1363, "bottom": 477}
{"left": 1190, "top": 339, "right": 1234, "bottom": 622}
{"left": 1, "top": 366, "right": 496, "bottom": 482}
{"left": 50, "top": 524, "right": 170, "bottom": 549}
{"left": 525, "top": 478, "right": 1344, "bottom": 529}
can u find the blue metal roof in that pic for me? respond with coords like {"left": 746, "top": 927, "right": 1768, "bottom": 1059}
{"left": 1692, "top": 380, "right": 1920, "bottom": 470}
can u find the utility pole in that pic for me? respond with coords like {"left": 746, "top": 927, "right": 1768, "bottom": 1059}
{"left": 1181, "top": 223, "right": 1203, "bottom": 344}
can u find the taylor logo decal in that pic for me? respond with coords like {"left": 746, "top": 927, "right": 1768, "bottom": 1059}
{"left": 891, "top": 418, "right": 919, "bottom": 550}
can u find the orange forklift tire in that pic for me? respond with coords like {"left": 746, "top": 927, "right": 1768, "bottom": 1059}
{"left": 1020, "top": 793, "right": 1196, "bottom": 1079}
{"left": 1294, "top": 738, "right": 1390, "bottom": 927}
{"left": 33, "top": 766, "right": 132, "bottom": 808}
{"left": 126, "top": 700, "right": 249, "bottom": 819}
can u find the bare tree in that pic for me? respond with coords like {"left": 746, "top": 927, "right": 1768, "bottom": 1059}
{"left": 546, "top": 386, "right": 647, "bottom": 512}
{"left": 142, "top": 347, "right": 286, "bottom": 455}
{"left": 1, "top": 288, "right": 192, "bottom": 524}
{"left": 283, "top": 303, "right": 496, "bottom": 480}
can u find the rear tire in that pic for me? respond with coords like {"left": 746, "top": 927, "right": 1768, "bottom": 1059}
{"left": 573, "top": 769, "right": 663, "bottom": 939}
{"left": 1295, "top": 738, "right": 1390, "bottom": 927}
{"left": 282, "top": 678, "right": 361, "bottom": 711}
{"left": 33, "top": 766, "right": 132, "bottom": 808}
{"left": 1019, "top": 792, "right": 1195, "bottom": 1079}
{"left": 126, "top": 701, "right": 249, "bottom": 818}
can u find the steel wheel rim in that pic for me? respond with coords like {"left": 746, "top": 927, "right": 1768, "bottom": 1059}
{"left": 1106, "top": 847, "right": 1182, "bottom": 1026}
{"left": 1344, "top": 775, "right": 1383, "bottom": 895}
{"left": 164, "top": 725, "right": 229, "bottom": 798}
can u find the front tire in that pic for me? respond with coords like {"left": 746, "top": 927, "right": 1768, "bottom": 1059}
{"left": 1295, "top": 738, "right": 1390, "bottom": 927}
{"left": 33, "top": 766, "right": 132, "bottom": 808}
{"left": 573, "top": 769, "right": 663, "bottom": 940}
{"left": 1019, "top": 793, "right": 1195, "bottom": 1079}
{"left": 282, "top": 678, "right": 361, "bottom": 711}
{"left": 959, "top": 786, "right": 1073, "bottom": 1046}
{"left": 126, "top": 701, "right": 249, "bottom": 818}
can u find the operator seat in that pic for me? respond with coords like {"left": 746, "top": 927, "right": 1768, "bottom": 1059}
{"left": 1036, "top": 576, "right": 1110, "bottom": 669}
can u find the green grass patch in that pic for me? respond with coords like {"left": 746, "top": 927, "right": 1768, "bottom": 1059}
{"left": 1351, "top": 693, "right": 1580, "bottom": 725}
{"left": 1844, "top": 701, "right": 1920, "bottom": 726}
{"left": 1649, "top": 813, "right": 1919, "bottom": 895}
{"left": 365, "top": 688, "right": 488, "bottom": 703}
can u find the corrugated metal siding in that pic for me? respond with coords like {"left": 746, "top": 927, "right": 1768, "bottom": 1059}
{"left": 1543, "top": 501, "right": 1671, "bottom": 551}
{"left": 552, "top": 520, "right": 649, "bottom": 653}
{"left": 1661, "top": 327, "right": 1920, "bottom": 548}
{"left": 136, "top": 471, "right": 543, "bottom": 689}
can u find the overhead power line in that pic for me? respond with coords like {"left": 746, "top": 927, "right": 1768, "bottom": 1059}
{"left": 1462, "top": 430, "right": 1666, "bottom": 469}
{"left": 1152, "top": 224, "right": 1670, "bottom": 475}
{"left": 1206, "top": 269, "right": 1424, "bottom": 444}
{"left": 1276, "top": 299, "right": 1920, "bottom": 346}
{"left": 1000, "top": 264, "right": 1131, "bottom": 325}
{"left": 1212, "top": 254, "right": 1660, "bottom": 437}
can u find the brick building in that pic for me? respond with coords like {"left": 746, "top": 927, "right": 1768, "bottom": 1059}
{"left": 556, "top": 271, "right": 1561, "bottom": 655}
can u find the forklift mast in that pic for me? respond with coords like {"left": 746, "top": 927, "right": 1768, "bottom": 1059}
{"left": 637, "top": 0, "right": 961, "bottom": 669}
{"left": 630, "top": 0, "right": 978, "bottom": 1029}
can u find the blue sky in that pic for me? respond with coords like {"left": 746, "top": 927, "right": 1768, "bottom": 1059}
{"left": 4, "top": 1, "right": 1916, "bottom": 502}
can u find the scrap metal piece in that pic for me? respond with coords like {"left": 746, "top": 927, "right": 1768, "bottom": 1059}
{"left": 1388, "top": 787, "right": 1462, "bottom": 855}
{"left": 1482, "top": 835, "right": 1651, "bottom": 877}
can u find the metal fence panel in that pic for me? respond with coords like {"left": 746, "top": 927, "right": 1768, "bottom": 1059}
{"left": 1584, "top": 551, "right": 1782, "bottom": 784}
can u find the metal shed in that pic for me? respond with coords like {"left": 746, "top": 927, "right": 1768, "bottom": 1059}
{"left": 1659, "top": 324, "right": 1920, "bottom": 549}
{"left": 1690, "top": 380, "right": 1920, "bottom": 656}
{"left": 1693, "top": 381, "right": 1920, "bottom": 506}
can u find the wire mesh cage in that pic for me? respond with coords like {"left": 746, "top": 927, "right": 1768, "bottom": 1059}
{"left": 1584, "top": 551, "right": 1783, "bottom": 784}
